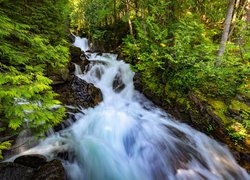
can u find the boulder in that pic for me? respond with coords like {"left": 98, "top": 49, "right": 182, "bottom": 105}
{"left": 32, "top": 159, "right": 66, "bottom": 180}
{"left": 70, "top": 45, "right": 82, "bottom": 63}
{"left": 48, "top": 67, "right": 71, "bottom": 85}
{"left": 72, "top": 76, "right": 103, "bottom": 108}
{"left": 113, "top": 73, "right": 125, "bottom": 93}
{"left": 68, "top": 33, "right": 75, "bottom": 44}
{"left": 0, "top": 162, "right": 34, "bottom": 180}
{"left": 133, "top": 72, "right": 143, "bottom": 92}
{"left": 0, "top": 158, "right": 66, "bottom": 180}
{"left": 52, "top": 76, "right": 102, "bottom": 109}
{"left": 14, "top": 154, "right": 47, "bottom": 169}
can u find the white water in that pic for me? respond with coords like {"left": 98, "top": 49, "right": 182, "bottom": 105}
{"left": 74, "top": 63, "right": 83, "bottom": 75}
{"left": 16, "top": 37, "right": 250, "bottom": 180}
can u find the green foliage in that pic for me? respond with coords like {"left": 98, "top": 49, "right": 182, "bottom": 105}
{"left": 0, "top": 141, "right": 11, "bottom": 159}
{"left": 120, "top": 0, "right": 250, "bottom": 152}
{"left": 0, "top": 0, "right": 69, "bottom": 148}
{"left": 69, "top": 0, "right": 250, "bottom": 155}
{"left": 227, "top": 122, "right": 248, "bottom": 145}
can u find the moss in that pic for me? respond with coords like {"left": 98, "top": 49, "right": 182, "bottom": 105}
{"left": 227, "top": 122, "right": 249, "bottom": 146}
{"left": 207, "top": 99, "right": 228, "bottom": 124}
{"left": 229, "top": 100, "right": 250, "bottom": 114}
{"left": 237, "top": 78, "right": 250, "bottom": 99}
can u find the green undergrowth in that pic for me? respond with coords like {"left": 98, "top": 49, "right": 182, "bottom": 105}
{"left": 122, "top": 11, "right": 250, "bottom": 153}
{"left": 0, "top": 0, "right": 70, "bottom": 158}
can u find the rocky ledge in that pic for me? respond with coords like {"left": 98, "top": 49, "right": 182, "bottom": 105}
{"left": 0, "top": 155, "right": 65, "bottom": 180}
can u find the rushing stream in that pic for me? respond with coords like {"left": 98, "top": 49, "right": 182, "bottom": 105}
{"left": 14, "top": 37, "right": 249, "bottom": 180}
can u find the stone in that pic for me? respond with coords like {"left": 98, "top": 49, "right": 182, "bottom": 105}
{"left": 52, "top": 81, "right": 75, "bottom": 106}
{"left": 113, "top": 73, "right": 125, "bottom": 93}
{"left": 70, "top": 45, "right": 82, "bottom": 63}
{"left": 48, "top": 67, "right": 71, "bottom": 85}
{"left": 72, "top": 76, "right": 103, "bottom": 108}
{"left": 68, "top": 33, "right": 75, "bottom": 43}
{"left": 0, "top": 162, "right": 34, "bottom": 180}
{"left": 57, "top": 151, "right": 75, "bottom": 162}
{"left": 11, "top": 129, "right": 39, "bottom": 155}
{"left": 32, "top": 159, "right": 65, "bottom": 180}
{"left": 14, "top": 154, "right": 47, "bottom": 169}
{"left": 133, "top": 72, "right": 143, "bottom": 92}
{"left": 53, "top": 114, "right": 78, "bottom": 132}
{"left": 239, "top": 152, "right": 250, "bottom": 173}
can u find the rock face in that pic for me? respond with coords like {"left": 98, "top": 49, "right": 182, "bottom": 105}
{"left": 0, "top": 155, "right": 66, "bottom": 180}
{"left": 52, "top": 76, "right": 102, "bottom": 109}
{"left": 70, "top": 45, "right": 82, "bottom": 63}
{"left": 32, "top": 160, "right": 65, "bottom": 180}
{"left": 113, "top": 72, "right": 125, "bottom": 93}
{"left": 52, "top": 43, "right": 102, "bottom": 109}
{"left": 14, "top": 154, "right": 47, "bottom": 169}
{"left": 72, "top": 76, "right": 103, "bottom": 108}
{"left": 0, "top": 162, "right": 34, "bottom": 180}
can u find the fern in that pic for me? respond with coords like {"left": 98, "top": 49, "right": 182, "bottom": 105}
{"left": 0, "top": 0, "right": 70, "bottom": 154}
{"left": 0, "top": 141, "right": 12, "bottom": 159}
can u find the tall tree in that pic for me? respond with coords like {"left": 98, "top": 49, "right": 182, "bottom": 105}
{"left": 218, "top": 0, "right": 236, "bottom": 57}
{"left": 125, "top": 0, "right": 133, "bottom": 36}
{"left": 245, "top": 0, "right": 250, "bottom": 28}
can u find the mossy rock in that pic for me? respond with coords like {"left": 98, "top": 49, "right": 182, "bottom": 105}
{"left": 229, "top": 100, "right": 250, "bottom": 115}
{"left": 207, "top": 99, "right": 228, "bottom": 124}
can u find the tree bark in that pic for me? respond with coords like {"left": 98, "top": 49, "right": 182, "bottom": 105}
{"left": 217, "top": 0, "right": 236, "bottom": 57}
{"left": 245, "top": 0, "right": 250, "bottom": 28}
{"left": 125, "top": 0, "right": 133, "bottom": 36}
{"left": 114, "top": 0, "right": 117, "bottom": 24}
{"left": 228, "top": 0, "right": 248, "bottom": 39}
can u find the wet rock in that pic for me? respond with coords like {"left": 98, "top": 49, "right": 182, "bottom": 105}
{"left": 52, "top": 114, "right": 78, "bottom": 132}
{"left": 68, "top": 34, "right": 75, "bottom": 43}
{"left": 72, "top": 76, "right": 103, "bottom": 108}
{"left": 48, "top": 67, "right": 71, "bottom": 85}
{"left": 53, "top": 75, "right": 102, "bottom": 109}
{"left": 86, "top": 50, "right": 93, "bottom": 53}
{"left": 0, "top": 162, "right": 34, "bottom": 180}
{"left": 57, "top": 151, "right": 75, "bottom": 163}
{"left": 52, "top": 81, "right": 75, "bottom": 106}
{"left": 70, "top": 45, "right": 82, "bottom": 63}
{"left": 96, "top": 52, "right": 102, "bottom": 56}
{"left": 14, "top": 154, "right": 47, "bottom": 169}
{"left": 113, "top": 73, "right": 125, "bottom": 93}
{"left": 10, "top": 129, "right": 39, "bottom": 155}
{"left": 133, "top": 72, "right": 143, "bottom": 92}
{"left": 239, "top": 152, "right": 250, "bottom": 172}
{"left": 79, "top": 58, "right": 90, "bottom": 72}
{"left": 32, "top": 160, "right": 66, "bottom": 180}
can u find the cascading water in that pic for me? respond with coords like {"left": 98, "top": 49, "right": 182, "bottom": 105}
{"left": 14, "top": 37, "right": 249, "bottom": 180}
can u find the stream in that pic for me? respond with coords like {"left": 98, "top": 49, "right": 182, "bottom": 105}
{"left": 14, "top": 36, "right": 250, "bottom": 180}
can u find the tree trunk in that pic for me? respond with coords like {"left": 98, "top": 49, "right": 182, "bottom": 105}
{"left": 114, "top": 0, "right": 117, "bottom": 24}
{"left": 125, "top": 0, "right": 133, "bottom": 36}
{"left": 228, "top": 0, "right": 248, "bottom": 40}
{"left": 245, "top": 0, "right": 250, "bottom": 28}
{"left": 217, "top": 0, "right": 236, "bottom": 57}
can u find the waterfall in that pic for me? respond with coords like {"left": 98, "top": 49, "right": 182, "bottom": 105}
{"left": 74, "top": 63, "right": 83, "bottom": 75}
{"left": 15, "top": 37, "right": 250, "bottom": 180}
{"left": 73, "top": 36, "right": 89, "bottom": 52}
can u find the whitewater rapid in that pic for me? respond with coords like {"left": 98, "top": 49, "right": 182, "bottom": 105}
{"left": 15, "top": 36, "right": 250, "bottom": 180}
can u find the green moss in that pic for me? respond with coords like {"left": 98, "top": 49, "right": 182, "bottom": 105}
{"left": 227, "top": 122, "right": 248, "bottom": 145}
{"left": 229, "top": 100, "right": 250, "bottom": 114}
{"left": 208, "top": 99, "right": 228, "bottom": 124}
{"left": 237, "top": 78, "right": 250, "bottom": 98}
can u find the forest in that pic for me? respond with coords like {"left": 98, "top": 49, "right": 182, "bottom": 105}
{"left": 0, "top": 0, "right": 250, "bottom": 173}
